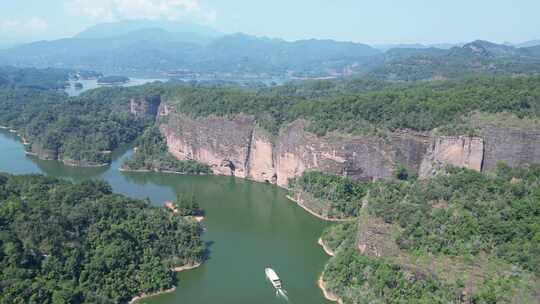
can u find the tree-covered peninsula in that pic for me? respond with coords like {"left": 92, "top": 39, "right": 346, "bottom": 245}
{"left": 0, "top": 174, "right": 205, "bottom": 303}
{"left": 311, "top": 164, "right": 540, "bottom": 303}
{"left": 0, "top": 85, "right": 158, "bottom": 166}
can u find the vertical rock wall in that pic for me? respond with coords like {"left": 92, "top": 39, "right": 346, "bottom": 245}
{"left": 480, "top": 125, "right": 540, "bottom": 171}
{"left": 419, "top": 136, "right": 484, "bottom": 178}
{"left": 247, "top": 128, "right": 276, "bottom": 183}
{"left": 157, "top": 100, "right": 540, "bottom": 187}
{"left": 160, "top": 112, "right": 255, "bottom": 177}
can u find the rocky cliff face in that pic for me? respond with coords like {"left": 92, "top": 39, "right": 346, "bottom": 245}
{"left": 275, "top": 122, "right": 430, "bottom": 186}
{"left": 130, "top": 95, "right": 161, "bottom": 119}
{"left": 419, "top": 136, "right": 484, "bottom": 178}
{"left": 158, "top": 102, "right": 433, "bottom": 187}
{"left": 157, "top": 100, "right": 540, "bottom": 187}
{"left": 159, "top": 110, "right": 254, "bottom": 178}
{"left": 480, "top": 124, "right": 540, "bottom": 171}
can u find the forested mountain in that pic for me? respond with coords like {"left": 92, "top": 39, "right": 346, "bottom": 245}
{"left": 369, "top": 40, "right": 540, "bottom": 80}
{"left": 1, "top": 21, "right": 540, "bottom": 80}
{"left": 0, "top": 23, "right": 380, "bottom": 78}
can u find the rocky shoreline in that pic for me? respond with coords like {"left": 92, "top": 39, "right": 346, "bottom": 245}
{"left": 285, "top": 195, "right": 356, "bottom": 222}
{"left": 318, "top": 276, "right": 343, "bottom": 304}
{"left": 317, "top": 238, "right": 343, "bottom": 304}
{"left": 129, "top": 262, "right": 202, "bottom": 304}
{"left": 318, "top": 238, "right": 335, "bottom": 257}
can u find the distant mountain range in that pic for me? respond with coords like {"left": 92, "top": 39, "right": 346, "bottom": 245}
{"left": 0, "top": 20, "right": 539, "bottom": 80}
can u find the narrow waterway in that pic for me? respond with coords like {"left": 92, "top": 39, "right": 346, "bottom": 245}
{"left": 0, "top": 130, "right": 332, "bottom": 304}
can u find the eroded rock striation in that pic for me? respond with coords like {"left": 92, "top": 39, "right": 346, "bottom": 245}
{"left": 419, "top": 136, "right": 484, "bottom": 178}
{"left": 156, "top": 99, "right": 540, "bottom": 188}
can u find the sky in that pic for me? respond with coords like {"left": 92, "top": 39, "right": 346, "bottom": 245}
{"left": 0, "top": 0, "right": 539, "bottom": 46}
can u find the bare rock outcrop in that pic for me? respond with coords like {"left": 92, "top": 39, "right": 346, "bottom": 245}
{"left": 480, "top": 124, "right": 540, "bottom": 171}
{"left": 419, "top": 136, "right": 484, "bottom": 178}
{"left": 157, "top": 99, "right": 540, "bottom": 188}
{"left": 275, "top": 122, "right": 430, "bottom": 187}
{"left": 157, "top": 102, "right": 432, "bottom": 187}
{"left": 247, "top": 128, "right": 276, "bottom": 183}
{"left": 159, "top": 111, "right": 255, "bottom": 178}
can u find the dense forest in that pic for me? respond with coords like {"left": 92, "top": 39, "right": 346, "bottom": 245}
{"left": 0, "top": 66, "right": 71, "bottom": 90}
{"left": 288, "top": 172, "right": 368, "bottom": 218}
{"left": 0, "top": 84, "right": 159, "bottom": 165}
{"left": 309, "top": 164, "right": 540, "bottom": 303}
{"left": 122, "top": 127, "right": 211, "bottom": 175}
{"left": 0, "top": 174, "right": 205, "bottom": 303}
{"left": 164, "top": 76, "right": 540, "bottom": 136}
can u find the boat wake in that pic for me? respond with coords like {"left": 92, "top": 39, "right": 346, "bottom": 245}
{"left": 277, "top": 288, "right": 289, "bottom": 301}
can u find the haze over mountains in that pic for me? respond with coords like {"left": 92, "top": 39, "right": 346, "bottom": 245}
{"left": 1, "top": 20, "right": 540, "bottom": 80}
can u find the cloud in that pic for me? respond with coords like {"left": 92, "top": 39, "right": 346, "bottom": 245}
{"left": 67, "top": 0, "right": 216, "bottom": 23}
{"left": 0, "top": 18, "right": 48, "bottom": 33}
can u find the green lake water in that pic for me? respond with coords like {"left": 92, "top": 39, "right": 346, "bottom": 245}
{"left": 0, "top": 130, "right": 332, "bottom": 304}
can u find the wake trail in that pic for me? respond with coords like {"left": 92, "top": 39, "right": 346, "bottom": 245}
{"left": 277, "top": 288, "right": 289, "bottom": 301}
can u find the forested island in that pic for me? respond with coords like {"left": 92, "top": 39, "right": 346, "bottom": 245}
{"left": 0, "top": 174, "right": 205, "bottom": 303}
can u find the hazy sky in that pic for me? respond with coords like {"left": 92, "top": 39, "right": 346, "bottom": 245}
{"left": 0, "top": 0, "right": 539, "bottom": 45}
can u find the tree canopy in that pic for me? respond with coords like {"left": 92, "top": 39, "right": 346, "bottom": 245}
{"left": 0, "top": 174, "right": 205, "bottom": 303}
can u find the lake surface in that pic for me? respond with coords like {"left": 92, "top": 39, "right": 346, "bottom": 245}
{"left": 0, "top": 130, "right": 331, "bottom": 304}
{"left": 66, "top": 78, "right": 168, "bottom": 96}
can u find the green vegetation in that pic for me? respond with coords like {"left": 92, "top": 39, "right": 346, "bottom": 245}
{"left": 173, "top": 193, "right": 203, "bottom": 216}
{"left": 324, "top": 248, "right": 459, "bottom": 303}
{"left": 368, "top": 164, "right": 540, "bottom": 275}
{"left": 289, "top": 171, "right": 368, "bottom": 218}
{"left": 315, "top": 164, "right": 540, "bottom": 303}
{"left": 122, "top": 127, "right": 211, "bottom": 174}
{"left": 163, "top": 76, "right": 540, "bottom": 136}
{"left": 320, "top": 222, "right": 356, "bottom": 253}
{"left": 0, "top": 85, "right": 158, "bottom": 165}
{"left": 98, "top": 76, "right": 130, "bottom": 85}
{"left": 369, "top": 42, "right": 540, "bottom": 81}
{"left": 0, "top": 174, "right": 205, "bottom": 303}
{"left": 0, "top": 66, "right": 70, "bottom": 90}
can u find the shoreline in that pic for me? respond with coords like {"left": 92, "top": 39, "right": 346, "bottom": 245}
{"left": 318, "top": 276, "right": 343, "bottom": 304}
{"left": 129, "top": 287, "right": 176, "bottom": 304}
{"left": 62, "top": 160, "right": 109, "bottom": 168}
{"left": 24, "top": 150, "right": 109, "bottom": 168}
{"left": 129, "top": 262, "right": 202, "bottom": 304}
{"left": 286, "top": 195, "right": 356, "bottom": 222}
{"left": 120, "top": 167, "right": 209, "bottom": 176}
{"left": 318, "top": 238, "right": 335, "bottom": 257}
{"left": 172, "top": 261, "right": 202, "bottom": 272}
{"left": 164, "top": 202, "right": 205, "bottom": 222}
